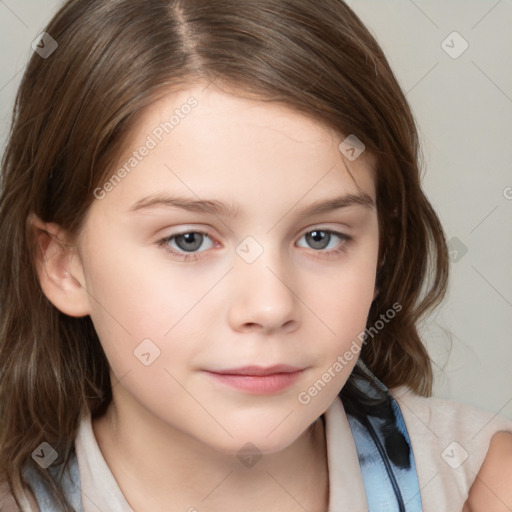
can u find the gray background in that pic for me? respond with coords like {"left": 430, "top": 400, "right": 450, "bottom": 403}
{"left": 0, "top": 1, "right": 511, "bottom": 419}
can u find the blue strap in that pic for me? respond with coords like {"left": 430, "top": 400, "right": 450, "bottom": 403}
{"left": 22, "top": 450, "right": 83, "bottom": 511}
{"left": 344, "top": 360, "right": 423, "bottom": 511}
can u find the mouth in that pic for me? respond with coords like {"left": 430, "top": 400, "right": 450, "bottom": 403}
{"left": 204, "top": 365, "right": 306, "bottom": 394}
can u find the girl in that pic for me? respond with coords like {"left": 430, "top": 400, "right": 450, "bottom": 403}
{"left": 0, "top": 0, "right": 510, "bottom": 511}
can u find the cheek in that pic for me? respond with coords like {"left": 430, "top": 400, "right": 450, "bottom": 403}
{"left": 84, "top": 234, "right": 194, "bottom": 325}
{"left": 319, "top": 253, "right": 378, "bottom": 335}
{"left": 81, "top": 236, "right": 226, "bottom": 385}
{"left": 295, "top": 266, "right": 376, "bottom": 412}
{"left": 306, "top": 241, "right": 378, "bottom": 380}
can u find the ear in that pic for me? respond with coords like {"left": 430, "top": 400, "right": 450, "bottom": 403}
{"left": 30, "top": 215, "right": 90, "bottom": 317}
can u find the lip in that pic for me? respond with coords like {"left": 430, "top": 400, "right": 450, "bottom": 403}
{"left": 204, "top": 365, "right": 306, "bottom": 394}
{"left": 210, "top": 365, "right": 304, "bottom": 376}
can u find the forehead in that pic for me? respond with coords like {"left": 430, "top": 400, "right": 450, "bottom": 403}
{"left": 92, "top": 83, "right": 377, "bottom": 217}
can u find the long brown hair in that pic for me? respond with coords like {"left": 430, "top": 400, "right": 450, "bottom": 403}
{"left": 0, "top": 0, "right": 449, "bottom": 509}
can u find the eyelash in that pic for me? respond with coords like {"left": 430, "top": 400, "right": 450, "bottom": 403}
{"left": 157, "top": 229, "right": 353, "bottom": 262}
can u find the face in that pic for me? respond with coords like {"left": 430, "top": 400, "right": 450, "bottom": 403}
{"left": 72, "top": 84, "right": 379, "bottom": 454}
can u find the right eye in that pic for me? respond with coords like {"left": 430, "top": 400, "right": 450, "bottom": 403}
{"left": 157, "top": 230, "right": 216, "bottom": 261}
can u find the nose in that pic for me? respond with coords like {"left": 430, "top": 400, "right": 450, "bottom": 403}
{"left": 227, "top": 250, "right": 300, "bottom": 335}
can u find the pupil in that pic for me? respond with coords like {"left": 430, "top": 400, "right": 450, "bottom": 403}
{"left": 177, "top": 233, "right": 202, "bottom": 252}
{"left": 308, "top": 230, "right": 329, "bottom": 249}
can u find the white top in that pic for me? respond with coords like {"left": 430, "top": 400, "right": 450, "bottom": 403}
{"left": 73, "top": 387, "right": 512, "bottom": 512}
{"left": 2, "top": 387, "right": 512, "bottom": 511}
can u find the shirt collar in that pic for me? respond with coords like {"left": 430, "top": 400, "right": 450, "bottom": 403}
{"left": 75, "top": 396, "right": 368, "bottom": 512}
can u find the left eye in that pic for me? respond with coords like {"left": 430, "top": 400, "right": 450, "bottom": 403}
{"left": 297, "top": 229, "right": 349, "bottom": 251}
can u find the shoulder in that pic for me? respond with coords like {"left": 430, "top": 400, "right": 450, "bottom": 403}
{"left": 390, "top": 385, "right": 512, "bottom": 437}
{"left": 388, "top": 386, "right": 512, "bottom": 510}
{"left": 0, "top": 479, "right": 40, "bottom": 512}
{"left": 463, "top": 431, "right": 512, "bottom": 512}
{"left": 487, "top": 430, "right": 512, "bottom": 456}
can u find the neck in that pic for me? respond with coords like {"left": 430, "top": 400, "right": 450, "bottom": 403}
{"left": 92, "top": 389, "right": 330, "bottom": 512}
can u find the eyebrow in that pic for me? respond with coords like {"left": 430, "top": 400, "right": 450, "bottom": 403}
{"left": 129, "top": 192, "right": 375, "bottom": 217}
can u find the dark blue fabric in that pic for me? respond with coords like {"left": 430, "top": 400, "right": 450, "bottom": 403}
{"left": 343, "top": 360, "right": 423, "bottom": 511}
{"left": 22, "top": 451, "right": 83, "bottom": 511}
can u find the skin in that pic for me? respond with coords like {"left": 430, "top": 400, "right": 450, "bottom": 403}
{"left": 462, "top": 431, "right": 512, "bottom": 512}
{"left": 34, "top": 84, "right": 380, "bottom": 511}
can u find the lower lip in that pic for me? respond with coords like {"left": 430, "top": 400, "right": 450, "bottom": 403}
{"left": 204, "top": 370, "right": 304, "bottom": 394}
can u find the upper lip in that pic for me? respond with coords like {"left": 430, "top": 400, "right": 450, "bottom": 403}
{"left": 207, "top": 365, "right": 304, "bottom": 376}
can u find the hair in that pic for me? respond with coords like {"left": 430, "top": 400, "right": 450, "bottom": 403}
{"left": 0, "top": 0, "right": 449, "bottom": 509}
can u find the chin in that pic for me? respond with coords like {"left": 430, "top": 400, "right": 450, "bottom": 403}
{"left": 202, "top": 420, "right": 311, "bottom": 458}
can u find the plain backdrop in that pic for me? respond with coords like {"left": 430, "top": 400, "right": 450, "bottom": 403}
{"left": 0, "top": 1, "right": 511, "bottom": 420}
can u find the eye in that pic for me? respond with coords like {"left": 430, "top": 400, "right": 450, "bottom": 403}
{"left": 297, "top": 229, "right": 352, "bottom": 255}
{"left": 157, "top": 231, "right": 215, "bottom": 261}
{"left": 157, "top": 228, "right": 353, "bottom": 262}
